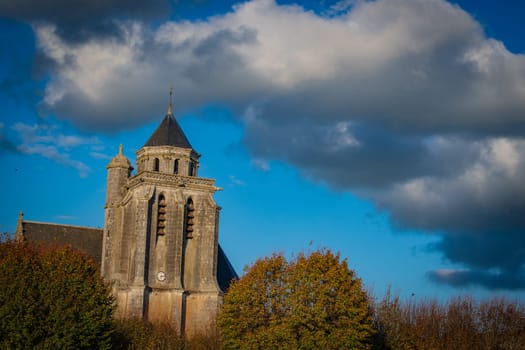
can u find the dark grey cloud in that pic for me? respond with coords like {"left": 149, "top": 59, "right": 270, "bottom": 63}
{"left": 428, "top": 268, "right": 525, "bottom": 291}
{"left": 244, "top": 119, "right": 482, "bottom": 189}
{"left": 434, "top": 232, "right": 525, "bottom": 272}
{"left": 0, "top": 0, "right": 169, "bottom": 42}
{"left": 27, "top": 0, "right": 525, "bottom": 290}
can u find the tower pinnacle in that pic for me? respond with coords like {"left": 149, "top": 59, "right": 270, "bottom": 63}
{"left": 107, "top": 144, "right": 132, "bottom": 169}
{"left": 168, "top": 87, "right": 173, "bottom": 115}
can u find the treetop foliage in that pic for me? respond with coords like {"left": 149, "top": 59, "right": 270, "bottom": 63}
{"left": 0, "top": 239, "right": 114, "bottom": 349}
{"left": 218, "top": 249, "right": 374, "bottom": 349}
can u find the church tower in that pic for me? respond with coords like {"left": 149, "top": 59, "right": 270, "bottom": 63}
{"left": 101, "top": 97, "right": 231, "bottom": 337}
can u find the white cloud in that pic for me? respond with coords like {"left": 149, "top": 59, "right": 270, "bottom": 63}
{"left": 485, "top": 138, "right": 520, "bottom": 177}
{"left": 17, "top": 143, "right": 91, "bottom": 177}
{"left": 370, "top": 137, "right": 525, "bottom": 233}
{"left": 11, "top": 122, "right": 100, "bottom": 177}
{"left": 12, "top": 123, "right": 99, "bottom": 147}
{"left": 89, "top": 151, "right": 112, "bottom": 160}
{"left": 251, "top": 158, "right": 270, "bottom": 172}
{"left": 324, "top": 122, "right": 360, "bottom": 151}
{"left": 228, "top": 175, "right": 246, "bottom": 186}
{"left": 31, "top": 0, "right": 525, "bottom": 288}
{"left": 34, "top": 0, "right": 523, "bottom": 133}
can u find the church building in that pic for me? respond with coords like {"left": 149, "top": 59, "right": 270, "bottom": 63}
{"left": 15, "top": 100, "right": 237, "bottom": 337}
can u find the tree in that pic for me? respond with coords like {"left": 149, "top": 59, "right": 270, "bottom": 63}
{"left": 0, "top": 239, "right": 114, "bottom": 349}
{"left": 218, "top": 249, "right": 374, "bottom": 349}
{"left": 373, "top": 290, "right": 525, "bottom": 350}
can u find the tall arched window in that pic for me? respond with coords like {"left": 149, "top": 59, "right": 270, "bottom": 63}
{"left": 174, "top": 159, "right": 179, "bottom": 174}
{"left": 188, "top": 161, "right": 195, "bottom": 176}
{"left": 153, "top": 158, "right": 160, "bottom": 171}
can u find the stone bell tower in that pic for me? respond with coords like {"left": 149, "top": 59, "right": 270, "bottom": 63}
{"left": 101, "top": 97, "right": 232, "bottom": 337}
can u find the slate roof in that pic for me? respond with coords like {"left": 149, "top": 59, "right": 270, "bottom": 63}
{"left": 17, "top": 220, "right": 238, "bottom": 290}
{"left": 18, "top": 221, "right": 103, "bottom": 265}
{"left": 217, "top": 244, "right": 239, "bottom": 292}
{"left": 143, "top": 113, "right": 192, "bottom": 149}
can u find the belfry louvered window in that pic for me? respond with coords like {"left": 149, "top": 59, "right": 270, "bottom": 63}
{"left": 157, "top": 194, "right": 167, "bottom": 235}
{"left": 185, "top": 198, "right": 194, "bottom": 239}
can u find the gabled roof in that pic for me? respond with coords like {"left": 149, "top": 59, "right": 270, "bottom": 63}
{"left": 17, "top": 221, "right": 103, "bottom": 265}
{"left": 143, "top": 113, "right": 192, "bottom": 149}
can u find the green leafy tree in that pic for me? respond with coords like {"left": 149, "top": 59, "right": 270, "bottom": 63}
{"left": 218, "top": 249, "right": 374, "bottom": 349}
{"left": 0, "top": 240, "right": 114, "bottom": 349}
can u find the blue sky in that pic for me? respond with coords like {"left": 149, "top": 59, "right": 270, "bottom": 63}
{"left": 1, "top": 0, "right": 525, "bottom": 303}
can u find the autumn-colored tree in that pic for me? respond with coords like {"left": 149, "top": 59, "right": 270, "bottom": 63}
{"left": 218, "top": 249, "right": 374, "bottom": 349}
{"left": 0, "top": 239, "right": 114, "bottom": 349}
{"left": 478, "top": 297, "right": 525, "bottom": 350}
{"left": 374, "top": 289, "right": 525, "bottom": 350}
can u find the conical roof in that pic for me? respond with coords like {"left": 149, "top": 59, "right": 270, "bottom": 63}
{"left": 143, "top": 112, "right": 192, "bottom": 149}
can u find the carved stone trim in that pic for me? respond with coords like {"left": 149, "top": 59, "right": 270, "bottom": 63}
{"left": 127, "top": 171, "right": 217, "bottom": 191}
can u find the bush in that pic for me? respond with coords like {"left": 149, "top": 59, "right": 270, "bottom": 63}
{"left": 112, "top": 318, "right": 219, "bottom": 350}
{"left": 218, "top": 249, "right": 374, "bottom": 349}
{"left": 112, "top": 319, "right": 184, "bottom": 350}
{"left": 0, "top": 239, "right": 114, "bottom": 349}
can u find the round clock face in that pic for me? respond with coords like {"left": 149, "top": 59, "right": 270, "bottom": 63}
{"left": 157, "top": 271, "right": 166, "bottom": 281}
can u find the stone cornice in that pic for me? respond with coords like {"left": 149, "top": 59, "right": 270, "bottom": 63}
{"left": 126, "top": 171, "right": 219, "bottom": 192}
{"left": 136, "top": 146, "right": 200, "bottom": 159}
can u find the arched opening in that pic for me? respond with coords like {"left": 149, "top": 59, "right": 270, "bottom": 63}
{"left": 174, "top": 159, "right": 179, "bottom": 175}
{"left": 153, "top": 158, "right": 160, "bottom": 171}
{"left": 188, "top": 161, "right": 195, "bottom": 176}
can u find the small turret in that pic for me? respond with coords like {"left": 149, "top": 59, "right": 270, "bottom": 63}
{"left": 107, "top": 144, "right": 132, "bottom": 170}
{"left": 15, "top": 211, "right": 24, "bottom": 242}
{"left": 106, "top": 145, "right": 132, "bottom": 205}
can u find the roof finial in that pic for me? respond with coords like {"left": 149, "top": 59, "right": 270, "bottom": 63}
{"left": 168, "top": 86, "right": 173, "bottom": 115}
{"left": 119, "top": 144, "right": 123, "bottom": 155}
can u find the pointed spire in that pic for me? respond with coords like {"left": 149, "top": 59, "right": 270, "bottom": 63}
{"left": 168, "top": 87, "right": 173, "bottom": 115}
{"left": 143, "top": 88, "right": 193, "bottom": 148}
{"left": 143, "top": 91, "right": 192, "bottom": 149}
{"left": 143, "top": 114, "right": 192, "bottom": 149}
